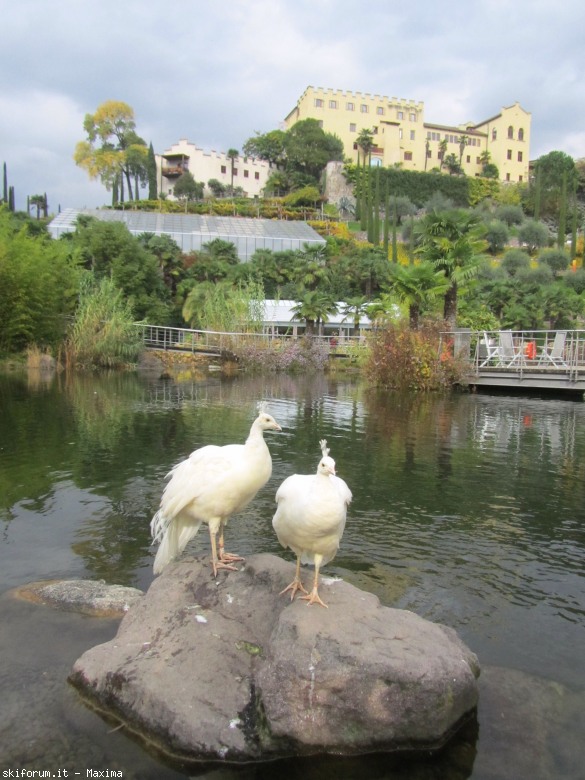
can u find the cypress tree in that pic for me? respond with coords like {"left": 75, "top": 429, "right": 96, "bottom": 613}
{"left": 360, "top": 165, "right": 368, "bottom": 232}
{"left": 8, "top": 185, "right": 15, "bottom": 211}
{"left": 3, "top": 162, "right": 7, "bottom": 203}
{"left": 354, "top": 157, "right": 361, "bottom": 222}
{"left": 383, "top": 181, "right": 390, "bottom": 256}
{"left": 147, "top": 142, "right": 157, "bottom": 200}
{"left": 570, "top": 178, "right": 578, "bottom": 260}
{"left": 373, "top": 167, "right": 381, "bottom": 245}
{"left": 391, "top": 197, "right": 398, "bottom": 263}
{"left": 557, "top": 170, "right": 567, "bottom": 249}
{"left": 533, "top": 166, "right": 542, "bottom": 220}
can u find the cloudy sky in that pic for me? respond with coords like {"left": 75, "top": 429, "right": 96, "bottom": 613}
{"left": 2, "top": 0, "right": 585, "bottom": 213}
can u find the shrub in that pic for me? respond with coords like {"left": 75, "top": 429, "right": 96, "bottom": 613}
{"left": 494, "top": 204, "right": 525, "bottom": 226}
{"left": 235, "top": 337, "right": 329, "bottom": 373}
{"left": 65, "top": 276, "right": 143, "bottom": 368}
{"left": 365, "top": 319, "right": 467, "bottom": 392}
{"left": 501, "top": 248, "right": 531, "bottom": 276}
{"left": 538, "top": 247, "right": 570, "bottom": 277}
{"left": 485, "top": 219, "right": 509, "bottom": 254}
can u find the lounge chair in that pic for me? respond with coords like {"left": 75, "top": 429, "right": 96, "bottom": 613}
{"left": 539, "top": 331, "right": 568, "bottom": 368}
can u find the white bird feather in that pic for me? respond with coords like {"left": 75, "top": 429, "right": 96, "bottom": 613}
{"left": 272, "top": 439, "right": 352, "bottom": 607}
{"left": 151, "top": 411, "right": 281, "bottom": 575}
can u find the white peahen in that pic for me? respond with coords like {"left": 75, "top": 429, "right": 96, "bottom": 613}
{"left": 272, "top": 439, "right": 352, "bottom": 608}
{"left": 151, "top": 410, "right": 282, "bottom": 576}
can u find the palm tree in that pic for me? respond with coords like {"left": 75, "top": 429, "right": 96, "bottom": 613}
{"left": 290, "top": 291, "right": 338, "bottom": 337}
{"left": 438, "top": 139, "right": 448, "bottom": 172}
{"left": 293, "top": 243, "right": 329, "bottom": 291}
{"left": 356, "top": 128, "right": 374, "bottom": 166}
{"left": 387, "top": 262, "right": 449, "bottom": 330}
{"left": 227, "top": 148, "right": 238, "bottom": 194}
{"left": 415, "top": 209, "right": 487, "bottom": 328}
{"left": 341, "top": 296, "right": 369, "bottom": 335}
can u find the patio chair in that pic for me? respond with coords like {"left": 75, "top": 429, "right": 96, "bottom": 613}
{"left": 496, "top": 331, "right": 520, "bottom": 367}
{"left": 539, "top": 331, "right": 568, "bottom": 368}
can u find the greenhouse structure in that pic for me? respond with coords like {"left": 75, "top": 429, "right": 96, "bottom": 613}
{"left": 48, "top": 208, "right": 326, "bottom": 262}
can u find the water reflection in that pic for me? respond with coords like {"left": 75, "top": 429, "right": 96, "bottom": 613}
{"left": 0, "top": 369, "right": 584, "bottom": 778}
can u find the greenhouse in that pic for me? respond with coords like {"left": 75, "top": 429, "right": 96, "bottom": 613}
{"left": 48, "top": 208, "right": 326, "bottom": 261}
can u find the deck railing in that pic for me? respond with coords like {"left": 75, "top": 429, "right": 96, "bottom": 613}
{"left": 135, "top": 324, "right": 365, "bottom": 354}
{"left": 444, "top": 329, "right": 585, "bottom": 381}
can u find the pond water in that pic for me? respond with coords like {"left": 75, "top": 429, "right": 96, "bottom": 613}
{"left": 0, "top": 368, "right": 584, "bottom": 779}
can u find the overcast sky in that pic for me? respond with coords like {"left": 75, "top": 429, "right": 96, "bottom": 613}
{"left": 2, "top": 0, "right": 585, "bottom": 213}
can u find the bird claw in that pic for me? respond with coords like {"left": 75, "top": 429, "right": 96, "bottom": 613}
{"left": 279, "top": 578, "right": 308, "bottom": 601}
{"left": 219, "top": 551, "right": 245, "bottom": 563}
{"left": 211, "top": 560, "right": 239, "bottom": 577}
{"left": 299, "top": 589, "right": 329, "bottom": 608}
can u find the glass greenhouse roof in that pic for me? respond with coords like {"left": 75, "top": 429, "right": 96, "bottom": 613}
{"left": 48, "top": 208, "right": 325, "bottom": 261}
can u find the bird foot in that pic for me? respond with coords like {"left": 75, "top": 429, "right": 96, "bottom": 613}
{"left": 300, "top": 588, "right": 329, "bottom": 608}
{"left": 279, "top": 578, "right": 308, "bottom": 601}
{"left": 211, "top": 560, "right": 239, "bottom": 578}
{"left": 219, "top": 551, "right": 245, "bottom": 563}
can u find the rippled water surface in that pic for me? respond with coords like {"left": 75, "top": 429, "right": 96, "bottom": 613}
{"left": 1, "top": 369, "right": 584, "bottom": 779}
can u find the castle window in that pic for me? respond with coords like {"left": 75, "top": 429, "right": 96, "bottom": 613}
{"left": 518, "top": 151, "right": 523, "bottom": 162}
{"left": 221, "top": 165, "right": 227, "bottom": 174}
{"left": 254, "top": 172, "right": 260, "bottom": 180}
{"left": 329, "top": 100, "right": 337, "bottom": 109}
{"left": 346, "top": 102, "right": 354, "bottom": 111}
{"left": 410, "top": 130, "right": 415, "bottom": 140}
{"left": 350, "top": 123, "right": 357, "bottom": 132}
{"left": 377, "top": 106, "right": 385, "bottom": 115}
{"left": 507, "top": 149, "right": 512, "bottom": 160}
{"left": 508, "top": 126, "right": 514, "bottom": 139}
{"left": 314, "top": 98, "right": 324, "bottom": 107}
{"left": 244, "top": 170, "right": 249, "bottom": 178}
{"left": 360, "top": 104, "right": 369, "bottom": 113}
{"left": 404, "top": 151, "right": 413, "bottom": 161}
{"left": 518, "top": 128, "right": 525, "bottom": 141}
{"left": 397, "top": 111, "right": 404, "bottom": 120}
{"left": 492, "top": 128, "right": 497, "bottom": 141}
{"left": 409, "top": 113, "right": 416, "bottom": 122}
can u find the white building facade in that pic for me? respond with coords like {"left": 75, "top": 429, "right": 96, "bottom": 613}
{"left": 156, "top": 140, "right": 277, "bottom": 199}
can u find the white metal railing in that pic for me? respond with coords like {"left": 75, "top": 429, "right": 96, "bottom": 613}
{"left": 135, "top": 324, "right": 366, "bottom": 354}
{"left": 443, "top": 329, "right": 585, "bottom": 381}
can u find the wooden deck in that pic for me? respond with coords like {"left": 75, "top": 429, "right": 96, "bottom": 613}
{"left": 448, "top": 329, "right": 585, "bottom": 395}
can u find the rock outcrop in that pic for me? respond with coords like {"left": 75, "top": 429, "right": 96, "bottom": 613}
{"left": 69, "top": 554, "right": 479, "bottom": 764}
{"left": 12, "top": 579, "right": 143, "bottom": 617}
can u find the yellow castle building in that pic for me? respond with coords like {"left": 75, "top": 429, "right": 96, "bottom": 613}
{"left": 284, "top": 86, "right": 531, "bottom": 183}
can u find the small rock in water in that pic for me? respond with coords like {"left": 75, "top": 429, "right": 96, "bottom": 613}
{"left": 11, "top": 579, "right": 144, "bottom": 617}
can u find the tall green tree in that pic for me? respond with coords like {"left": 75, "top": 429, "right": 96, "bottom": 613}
{"left": 415, "top": 209, "right": 487, "bottom": 328}
{"left": 356, "top": 128, "right": 374, "bottom": 165}
{"left": 227, "top": 149, "right": 239, "bottom": 194}
{"left": 147, "top": 142, "right": 158, "bottom": 199}
{"left": 387, "top": 262, "right": 449, "bottom": 330}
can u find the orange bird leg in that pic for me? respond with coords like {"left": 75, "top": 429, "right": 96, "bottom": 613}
{"left": 218, "top": 526, "right": 244, "bottom": 564}
{"left": 209, "top": 526, "right": 238, "bottom": 578}
{"left": 279, "top": 555, "right": 308, "bottom": 601}
{"left": 300, "top": 559, "right": 328, "bottom": 608}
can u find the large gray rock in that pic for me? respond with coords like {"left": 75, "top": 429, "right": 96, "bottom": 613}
{"left": 69, "top": 554, "right": 479, "bottom": 764}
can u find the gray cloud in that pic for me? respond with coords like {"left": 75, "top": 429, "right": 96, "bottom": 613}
{"left": 2, "top": 0, "right": 585, "bottom": 212}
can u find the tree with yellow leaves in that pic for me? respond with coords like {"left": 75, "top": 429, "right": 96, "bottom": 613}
{"left": 74, "top": 100, "right": 148, "bottom": 205}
